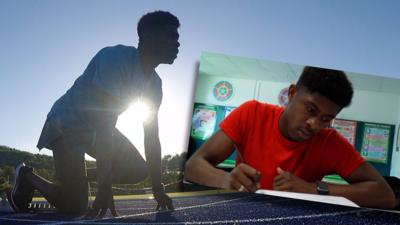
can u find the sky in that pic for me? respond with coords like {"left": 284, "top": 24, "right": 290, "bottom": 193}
{"left": 1, "top": 0, "right": 400, "bottom": 159}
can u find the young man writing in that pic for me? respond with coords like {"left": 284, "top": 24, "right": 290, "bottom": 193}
{"left": 185, "top": 66, "right": 396, "bottom": 209}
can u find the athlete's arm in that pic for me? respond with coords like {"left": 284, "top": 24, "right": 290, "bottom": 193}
{"left": 185, "top": 130, "right": 260, "bottom": 192}
{"left": 143, "top": 110, "right": 173, "bottom": 210}
{"left": 88, "top": 128, "right": 118, "bottom": 218}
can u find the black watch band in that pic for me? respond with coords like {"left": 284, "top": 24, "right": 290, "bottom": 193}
{"left": 316, "top": 181, "right": 329, "bottom": 195}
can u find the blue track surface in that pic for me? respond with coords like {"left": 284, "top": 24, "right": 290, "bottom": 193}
{"left": 1, "top": 192, "right": 399, "bottom": 224}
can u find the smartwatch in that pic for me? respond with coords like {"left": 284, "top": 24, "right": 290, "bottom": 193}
{"left": 316, "top": 181, "right": 329, "bottom": 195}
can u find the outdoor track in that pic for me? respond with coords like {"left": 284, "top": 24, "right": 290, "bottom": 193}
{"left": 1, "top": 191, "right": 399, "bottom": 225}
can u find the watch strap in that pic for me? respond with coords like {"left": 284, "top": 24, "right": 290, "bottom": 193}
{"left": 316, "top": 181, "right": 329, "bottom": 195}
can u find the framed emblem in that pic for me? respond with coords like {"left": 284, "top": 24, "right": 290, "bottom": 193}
{"left": 278, "top": 87, "right": 289, "bottom": 106}
{"left": 213, "top": 81, "right": 233, "bottom": 101}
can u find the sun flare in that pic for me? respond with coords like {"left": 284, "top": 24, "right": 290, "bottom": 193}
{"left": 116, "top": 101, "right": 152, "bottom": 159}
{"left": 128, "top": 101, "right": 151, "bottom": 123}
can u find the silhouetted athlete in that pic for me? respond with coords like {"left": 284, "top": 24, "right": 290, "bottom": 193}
{"left": 9, "top": 11, "right": 180, "bottom": 217}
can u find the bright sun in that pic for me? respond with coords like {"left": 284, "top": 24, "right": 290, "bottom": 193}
{"left": 116, "top": 101, "right": 152, "bottom": 159}
{"left": 126, "top": 101, "right": 151, "bottom": 123}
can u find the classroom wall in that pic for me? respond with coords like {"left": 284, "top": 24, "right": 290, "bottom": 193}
{"left": 196, "top": 77, "right": 400, "bottom": 126}
{"left": 195, "top": 75, "right": 400, "bottom": 177}
{"left": 194, "top": 75, "right": 257, "bottom": 107}
{"left": 256, "top": 81, "right": 289, "bottom": 105}
{"left": 256, "top": 81, "right": 399, "bottom": 124}
{"left": 338, "top": 90, "right": 399, "bottom": 124}
{"left": 338, "top": 90, "right": 400, "bottom": 177}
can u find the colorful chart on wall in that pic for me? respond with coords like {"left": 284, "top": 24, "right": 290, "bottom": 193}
{"left": 191, "top": 104, "right": 217, "bottom": 140}
{"left": 331, "top": 119, "right": 357, "bottom": 146}
{"left": 360, "top": 123, "right": 391, "bottom": 163}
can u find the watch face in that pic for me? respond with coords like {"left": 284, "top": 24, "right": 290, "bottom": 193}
{"left": 317, "top": 181, "right": 329, "bottom": 195}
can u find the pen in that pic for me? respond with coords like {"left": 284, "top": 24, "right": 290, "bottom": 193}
{"left": 234, "top": 144, "right": 245, "bottom": 163}
{"left": 234, "top": 145, "right": 261, "bottom": 183}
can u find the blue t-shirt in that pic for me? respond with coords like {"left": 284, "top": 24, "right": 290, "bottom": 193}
{"left": 37, "top": 45, "right": 162, "bottom": 149}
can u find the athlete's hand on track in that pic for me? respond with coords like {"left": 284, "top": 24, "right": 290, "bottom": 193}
{"left": 153, "top": 183, "right": 174, "bottom": 210}
{"left": 85, "top": 184, "right": 119, "bottom": 219}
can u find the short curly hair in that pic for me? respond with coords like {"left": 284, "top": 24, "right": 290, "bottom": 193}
{"left": 137, "top": 11, "right": 180, "bottom": 39}
{"left": 296, "top": 66, "right": 354, "bottom": 108}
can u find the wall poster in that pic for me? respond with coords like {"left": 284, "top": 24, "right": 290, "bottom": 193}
{"left": 191, "top": 104, "right": 217, "bottom": 140}
{"left": 331, "top": 119, "right": 357, "bottom": 146}
{"left": 360, "top": 123, "right": 391, "bottom": 163}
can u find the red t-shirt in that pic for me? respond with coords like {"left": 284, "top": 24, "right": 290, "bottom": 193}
{"left": 220, "top": 100, "right": 365, "bottom": 189}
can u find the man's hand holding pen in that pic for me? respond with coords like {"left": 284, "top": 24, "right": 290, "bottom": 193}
{"left": 222, "top": 149, "right": 261, "bottom": 192}
{"left": 223, "top": 163, "right": 261, "bottom": 192}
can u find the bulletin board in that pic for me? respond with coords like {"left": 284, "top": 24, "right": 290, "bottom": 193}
{"left": 188, "top": 103, "right": 238, "bottom": 169}
{"left": 191, "top": 104, "right": 218, "bottom": 140}
{"left": 355, "top": 122, "right": 395, "bottom": 176}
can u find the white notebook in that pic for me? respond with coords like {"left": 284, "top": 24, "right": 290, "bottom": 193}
{"left": 256, "top": 189, "right": 359, "bottom": 208}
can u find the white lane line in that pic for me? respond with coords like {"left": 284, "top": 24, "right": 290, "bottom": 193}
{"left": 38, "top": 195, "right": 254, "bottom": 225}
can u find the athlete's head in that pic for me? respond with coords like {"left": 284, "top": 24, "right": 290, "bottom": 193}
{"left": 137, "top": 11, "right": 180, "bottom": 64}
